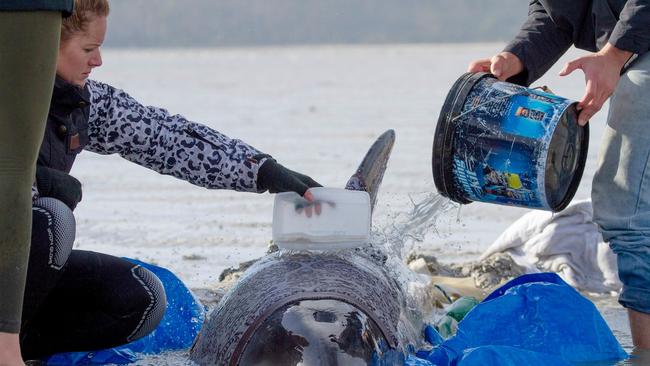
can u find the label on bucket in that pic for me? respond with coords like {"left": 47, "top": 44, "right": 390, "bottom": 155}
{"left": 449, "top": 77, "right": 577, "bottom": 210}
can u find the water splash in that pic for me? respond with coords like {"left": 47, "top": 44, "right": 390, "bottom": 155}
{"left": 375, "top": 192, "right": 458, "bottom": 260}
{"left": 366, "top": 193, "right": 460, "bottom": 347}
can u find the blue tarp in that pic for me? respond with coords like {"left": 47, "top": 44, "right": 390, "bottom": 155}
{"left": 410, "top": 273, "right": 628, "bottom": 365}
{"left": 46, "top": 259, "right": 205, "bottom": 365}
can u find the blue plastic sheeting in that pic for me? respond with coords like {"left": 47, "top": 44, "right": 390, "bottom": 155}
{"left": 410, "top": 273, "right": 628, "bottom": 366}
{"left": 408, "top": 347, "right": 570, "bottom": 366}
{"left": 46, "top": 259, "right": 205, "bottom": 365}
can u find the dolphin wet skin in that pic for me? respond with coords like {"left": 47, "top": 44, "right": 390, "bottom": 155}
{"left": 190, "top": 130, "right": 424, "bottom": 365}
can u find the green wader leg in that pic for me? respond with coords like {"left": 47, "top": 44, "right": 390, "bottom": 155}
{"left": 0, "top": 11, "right": 61, "bottom": 333}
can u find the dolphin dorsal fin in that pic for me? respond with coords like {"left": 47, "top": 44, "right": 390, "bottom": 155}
{"left": 345, "top": 130, "right": 395, "bottom": 213}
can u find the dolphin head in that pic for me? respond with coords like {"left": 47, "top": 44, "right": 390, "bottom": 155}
{"left": 238, "top": 299, "right": 394, "bottom": 366}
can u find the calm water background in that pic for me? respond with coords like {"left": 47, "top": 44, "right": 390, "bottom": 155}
{"left": 71, "top": 43, "right": 632, "bottom": 363}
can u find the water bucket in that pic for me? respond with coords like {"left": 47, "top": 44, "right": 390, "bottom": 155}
{"left": 432, "top": 72, "right": 588, "bottom": 212}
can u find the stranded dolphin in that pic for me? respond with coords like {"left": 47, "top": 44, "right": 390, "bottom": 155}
{"left": 190, "top": 130, "right": 423, "bottom": 365}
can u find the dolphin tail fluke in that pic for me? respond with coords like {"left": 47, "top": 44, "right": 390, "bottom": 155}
{"left": 345, "top": 129, "right": 395, "bottom": 212}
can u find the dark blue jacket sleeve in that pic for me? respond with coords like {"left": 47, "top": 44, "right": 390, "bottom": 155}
{"left": 502, "top": 0, "right": 575, "bottom": 86}
{"left": 610, "top": 0, "right": 650, "bottom": 54}
{"left": 0, "top": 0, "right": 74, "bottom": 16}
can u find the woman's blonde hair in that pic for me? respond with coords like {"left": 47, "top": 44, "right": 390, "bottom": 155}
{"left": 61, "top": 0, "right": 110, "bottom": 41}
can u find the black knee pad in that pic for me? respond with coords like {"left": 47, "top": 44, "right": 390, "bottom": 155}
{"left": 32, "top": 197, "right": 75, "bottom": 270}
{"left": 126, "top": 265, "right": 167, "bottom": 342}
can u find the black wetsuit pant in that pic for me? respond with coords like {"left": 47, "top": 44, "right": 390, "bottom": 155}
{"left": 19, "top": 198, "right": 167, "bottom": 360}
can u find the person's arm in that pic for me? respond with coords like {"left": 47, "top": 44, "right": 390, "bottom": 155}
{"left": 559, "top": 43, "right": 632, "bottom": 125}
{"left": 84, "top": 80, "right": 267, "bottom": 192}
{"left": 609, "top": 0, "right": 650, "bottom": 55}
{"left": 502, "top": 0, "right": 575, "bottom": 86}
{"left": 557, "top": 0, "right": 648, "bottom": 126}
{"left": 84, "top": 80, "right": 321, "bottom": 197}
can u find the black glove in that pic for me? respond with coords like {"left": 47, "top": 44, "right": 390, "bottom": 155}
{"left": 35, "top": 166, "right": 83, "bottom": 210}
{"left": 256, "top": 158, "right": 322, "bottom": 196}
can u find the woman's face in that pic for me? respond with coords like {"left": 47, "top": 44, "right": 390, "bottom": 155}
{"left": 57, "top": 15, "right": 107, "bottom": 87}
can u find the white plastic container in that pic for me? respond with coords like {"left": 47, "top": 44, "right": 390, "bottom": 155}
{"left": 272, "top": 187, "right": 371, "bottom": 250}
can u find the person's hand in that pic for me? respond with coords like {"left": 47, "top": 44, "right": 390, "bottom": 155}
{"left": 559, "top": 43, "right": 633, "bottom": 126}
{"left": 294, "top": 199, "right": 336, "bottom": 218}
{"left": 256, "top": 159, "right": 322, "bottom": 201}
{"left": 35, "top": 166, "right": 82, "bottom": 210}
{"left": 467, "top": 52, "right": 524, "bottom": 81}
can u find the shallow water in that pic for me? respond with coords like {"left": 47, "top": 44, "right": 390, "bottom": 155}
{"left": 73, "top": 44, "right": 632, "bottom": 364}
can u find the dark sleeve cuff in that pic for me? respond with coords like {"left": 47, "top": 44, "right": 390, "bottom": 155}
{"left": 252, "top": 154, "right": 275, "bottom": 193}
{"left": 609, "top": 0, "right": 650, "bottom": 55}
{"left": 35, "top": 165, "right": 53, "bottom": 196}
{"left": 0, "top": 0, "right": 74, "bottom": 17}
{"left": 500, "top": 0, "right": 575, "bottom": 86}
{"left": 610, "top": 24, "right": 650, "bottom": 55}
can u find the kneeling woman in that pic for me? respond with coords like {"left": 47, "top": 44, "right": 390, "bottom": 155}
{"left": 20, "top": 0, "right": 320, "bottom": 360}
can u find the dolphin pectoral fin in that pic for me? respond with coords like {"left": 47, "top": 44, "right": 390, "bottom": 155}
{"left": 345, "top": 130, "right": 395, "bottom": 213}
